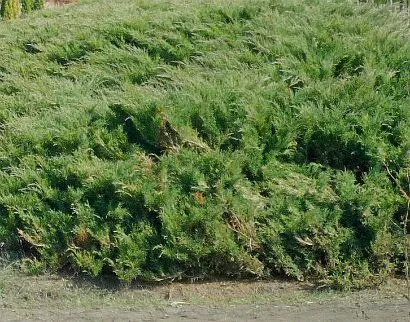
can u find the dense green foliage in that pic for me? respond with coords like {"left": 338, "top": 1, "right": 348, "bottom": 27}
{"left": 1, "top": 0, "right": 44, "bottom": 18}
{"left": 21, "top": 0, "right": 34, "bottom": 14}
{"left": 32, "top": 0, "right": 44, "bottom": 10}
{"left": 1, "top": 0, "right": 20, "bottom": 19}
{"left": 0, "top": 0, "right": 409, "bottom": 289}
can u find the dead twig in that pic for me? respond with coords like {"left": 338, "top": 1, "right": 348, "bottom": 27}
{"left": 384, "top": 162, "right": 410, "bottom": 203}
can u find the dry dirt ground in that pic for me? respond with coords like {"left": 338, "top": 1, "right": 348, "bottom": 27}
{"left": 0, "top": 266, "right": 409, "bottom": 322}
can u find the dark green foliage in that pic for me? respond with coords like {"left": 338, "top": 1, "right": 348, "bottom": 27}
{"left": 21, "top": 0, "right": 34, "bottom": 14}
{"left": 32, "top": 0, "right": 43, "bottom": 10}
{"left": 0, "top": 0, "right": 409, "bottom": 289}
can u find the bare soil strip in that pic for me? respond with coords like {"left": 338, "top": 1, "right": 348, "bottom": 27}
{"left": 0, "top": 269, "right": 408, "bottom": 321}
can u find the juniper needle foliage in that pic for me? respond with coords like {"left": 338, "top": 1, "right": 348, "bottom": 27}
{"left": 0, "top": 0, "right": 409, "bottom": 289}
